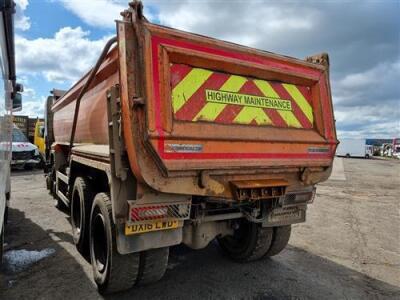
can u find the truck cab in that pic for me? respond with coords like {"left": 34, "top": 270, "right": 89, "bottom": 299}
{"left": 365, "top": 145, "right": 373, "bottom": 158}
{"left": 34, "top": 120, "right": 45, "bottom": 156}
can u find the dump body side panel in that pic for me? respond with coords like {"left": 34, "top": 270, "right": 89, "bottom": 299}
{"left": 51, "top": 48, "right": 119, "bottom": 145}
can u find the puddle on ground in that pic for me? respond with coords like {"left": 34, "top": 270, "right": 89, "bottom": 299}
{"left": 3, "top": 248, "right": 56, "bottom": 273}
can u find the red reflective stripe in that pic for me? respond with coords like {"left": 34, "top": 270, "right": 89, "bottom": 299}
{"left": 131, "top": 209, "right": 140, "bottom": 221}
{"left": 151, "top": 37, "right": 165, "bottom": 156}
{"left": 153, "top": 36, "right": 321, "bottom": 78}
{"left": 131, "top": 206, "right": 167, "bottom": 221}
{"left": 170, "top": 64, "right": 193, "bottom": 89}
{"left": 319, "top": 73, "right": 333, "bottom": 140}
{"left": 213, "top": 80, "right": 255, "bottom": 124}
{"left": 161, "top": 151, "right": 331, "bottom": 160}
{"left": 214, "top": 104, "right": 243, "bottom": 124}
{"left": 269, "top": 82, "right": 313, "bottom": 129}
{"left": 296, "top": 85, "right": 312, "bottom": 104}
{"left": 175, "top": 72, "right": 230, "bottom": 121}
{"left": 241, "top": 80, "right": 287, "bottom": 127}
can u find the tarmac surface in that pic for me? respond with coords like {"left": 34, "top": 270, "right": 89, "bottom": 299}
{"left": 1, "top": 157, "right": 399, "bottom": 299}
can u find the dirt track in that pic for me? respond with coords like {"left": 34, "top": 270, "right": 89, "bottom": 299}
{"left": 1, "top": 158, "right": 399, "bottom": 299}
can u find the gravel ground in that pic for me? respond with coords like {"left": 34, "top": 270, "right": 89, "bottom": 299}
{"left": 0, "top": 158, "right": 399, "bottom": 299}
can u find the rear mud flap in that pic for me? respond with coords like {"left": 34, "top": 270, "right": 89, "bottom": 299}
{"left": 262, "top": 206, "right": 306, "bottom": 227}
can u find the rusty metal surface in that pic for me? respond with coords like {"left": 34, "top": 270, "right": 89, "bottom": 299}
{"left": 230, "top": 179, "right": 289, "bottom": 189}
{"left": 70, "top": 144, "right": 109, "bottom": 158}
{"left": 51, "top": 3, "right": 338, "bottom": 199}
{"left": 68, "top": 36, "right": 117, "bottom": 154}
{"left": 120, "top": 5, "right": 336, "bottom": 197}
{"left": 52, "top": 46, "right": 119, "bottom": 145}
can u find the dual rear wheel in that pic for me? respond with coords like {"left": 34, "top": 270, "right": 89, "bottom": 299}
{"left": 71, "top": 177, "right": 93, "bottom": 254}
{"left": 217, "top": 219, "right": 291, "bottom": 262}
{"left": 71, "top": 177, "right": 291, "bottom": 294}
{"left": 90, "top": 193, "right": 169, "bottom": 294}
{"left": 70, "top": 181, "right": 169, "bottom": 294}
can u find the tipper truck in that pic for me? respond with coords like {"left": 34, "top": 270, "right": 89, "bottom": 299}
{"left": 44, "top": 1, "right": 337, "bottom": 294}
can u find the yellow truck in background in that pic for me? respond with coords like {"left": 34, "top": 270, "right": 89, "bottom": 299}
{"left": 34, "top": 120, "right": 45, "bottom": 156}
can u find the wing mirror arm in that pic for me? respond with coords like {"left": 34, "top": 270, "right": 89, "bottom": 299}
{"left": 12, "top": 82, "right": 23, "bottom": 112}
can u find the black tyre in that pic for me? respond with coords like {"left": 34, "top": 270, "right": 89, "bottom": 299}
{"left": 137, "top": 247, "right": 169, "bottom": 286}
{"left": 47, "top": 167, "right": 58, "bottom": 199}
{"left": 46, "top": 175, "right": 52, "bottom": 191}
{"left": 38, "top": 157, "right": 45, "bottom": 169}
{"left": 218, "top": 220, "right": 273, "bottom": 262}
{"left": 55, "top": 195, "right": 66, "bottom": 211}
{"left": 90, "top": 193, "right": 140, "bottom": 294}
{"left": 264, "top": 225, "right": 291, "bottom": 257}
{"left": 71, "top": 177, "right": 94, "bottom": 254}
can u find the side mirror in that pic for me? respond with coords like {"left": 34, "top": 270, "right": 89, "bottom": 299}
{"left": 12, "top": 92, "right": 22, "bottom": 112}
{"left": 15, "top": 83, "right": 24, "bottom": 93}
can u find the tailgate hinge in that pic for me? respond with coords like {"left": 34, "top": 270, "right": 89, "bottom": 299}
{"left": 107, "top": 85, "right": 128, "bottom": 181}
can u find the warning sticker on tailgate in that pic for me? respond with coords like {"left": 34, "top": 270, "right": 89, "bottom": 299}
{"left": 171, "top": 64, "right": 314, "bottom": 128}
{"left": 205, "top": 89, "right": 292, "bottom": 111}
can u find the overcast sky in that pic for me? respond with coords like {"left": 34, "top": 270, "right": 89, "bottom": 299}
{"left": 13, "top": 0, "right": 400, "bottom": 138}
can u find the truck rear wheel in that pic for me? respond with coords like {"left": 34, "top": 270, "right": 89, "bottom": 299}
{"left": 136, "top": 247, "right": 169, "bottom": 286}
{"left": 264, "top": 225, "right": 291, "bottom": 257}
{"left": 46, "top": 175, "right": 52, "bottom": 191}
{"left": 71, "top": 177, "right": 93, "bottom": 254}
{"left": 47, "top": 166, "right": 62, "bottom": 208}
{"left": 90, "top": 193, "right": 140, "bottom": 294}
{"left": 217, "top": 220, "right": 273, "bottom": 262}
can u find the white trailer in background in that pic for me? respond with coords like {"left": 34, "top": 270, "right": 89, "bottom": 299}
{"left": 392, "top": 138, "right": 400, "bottom": 159}
{"left": 336, "top": 139, "right": 373, "bottom": 158}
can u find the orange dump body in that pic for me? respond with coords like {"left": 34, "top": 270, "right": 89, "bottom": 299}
{"left": 52, "top": 17, "right": 337, "bottom": 198}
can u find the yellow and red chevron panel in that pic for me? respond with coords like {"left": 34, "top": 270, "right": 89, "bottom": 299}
{"left": 171, "top": 64, "right": 314, "bottom": 129}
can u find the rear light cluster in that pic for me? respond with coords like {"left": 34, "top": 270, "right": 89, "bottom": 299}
{"left": 131, "top": 206, "right": 168, "bottom": 221}
{"left": 129, "top": 203, "right": 191, "bottom": 222}
{"left": 236, "top": 186, "right": 286, "bottom": 201}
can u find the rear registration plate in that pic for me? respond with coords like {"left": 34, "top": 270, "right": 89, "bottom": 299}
{"left": 125, "top": 220, "right": 179, "bottom": 235}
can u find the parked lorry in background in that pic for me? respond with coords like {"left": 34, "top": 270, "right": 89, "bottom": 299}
{"left": 1, "top": 0, "right": 22, "bottom": 263}
{"left": 34, "top": 119, "right": 45, "bottom": 155}
{"left": 44, "top": 1, "right": 337, "bottom": 294}
{"left": 336, "top": 138, "right": 372, "bottom": 158}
